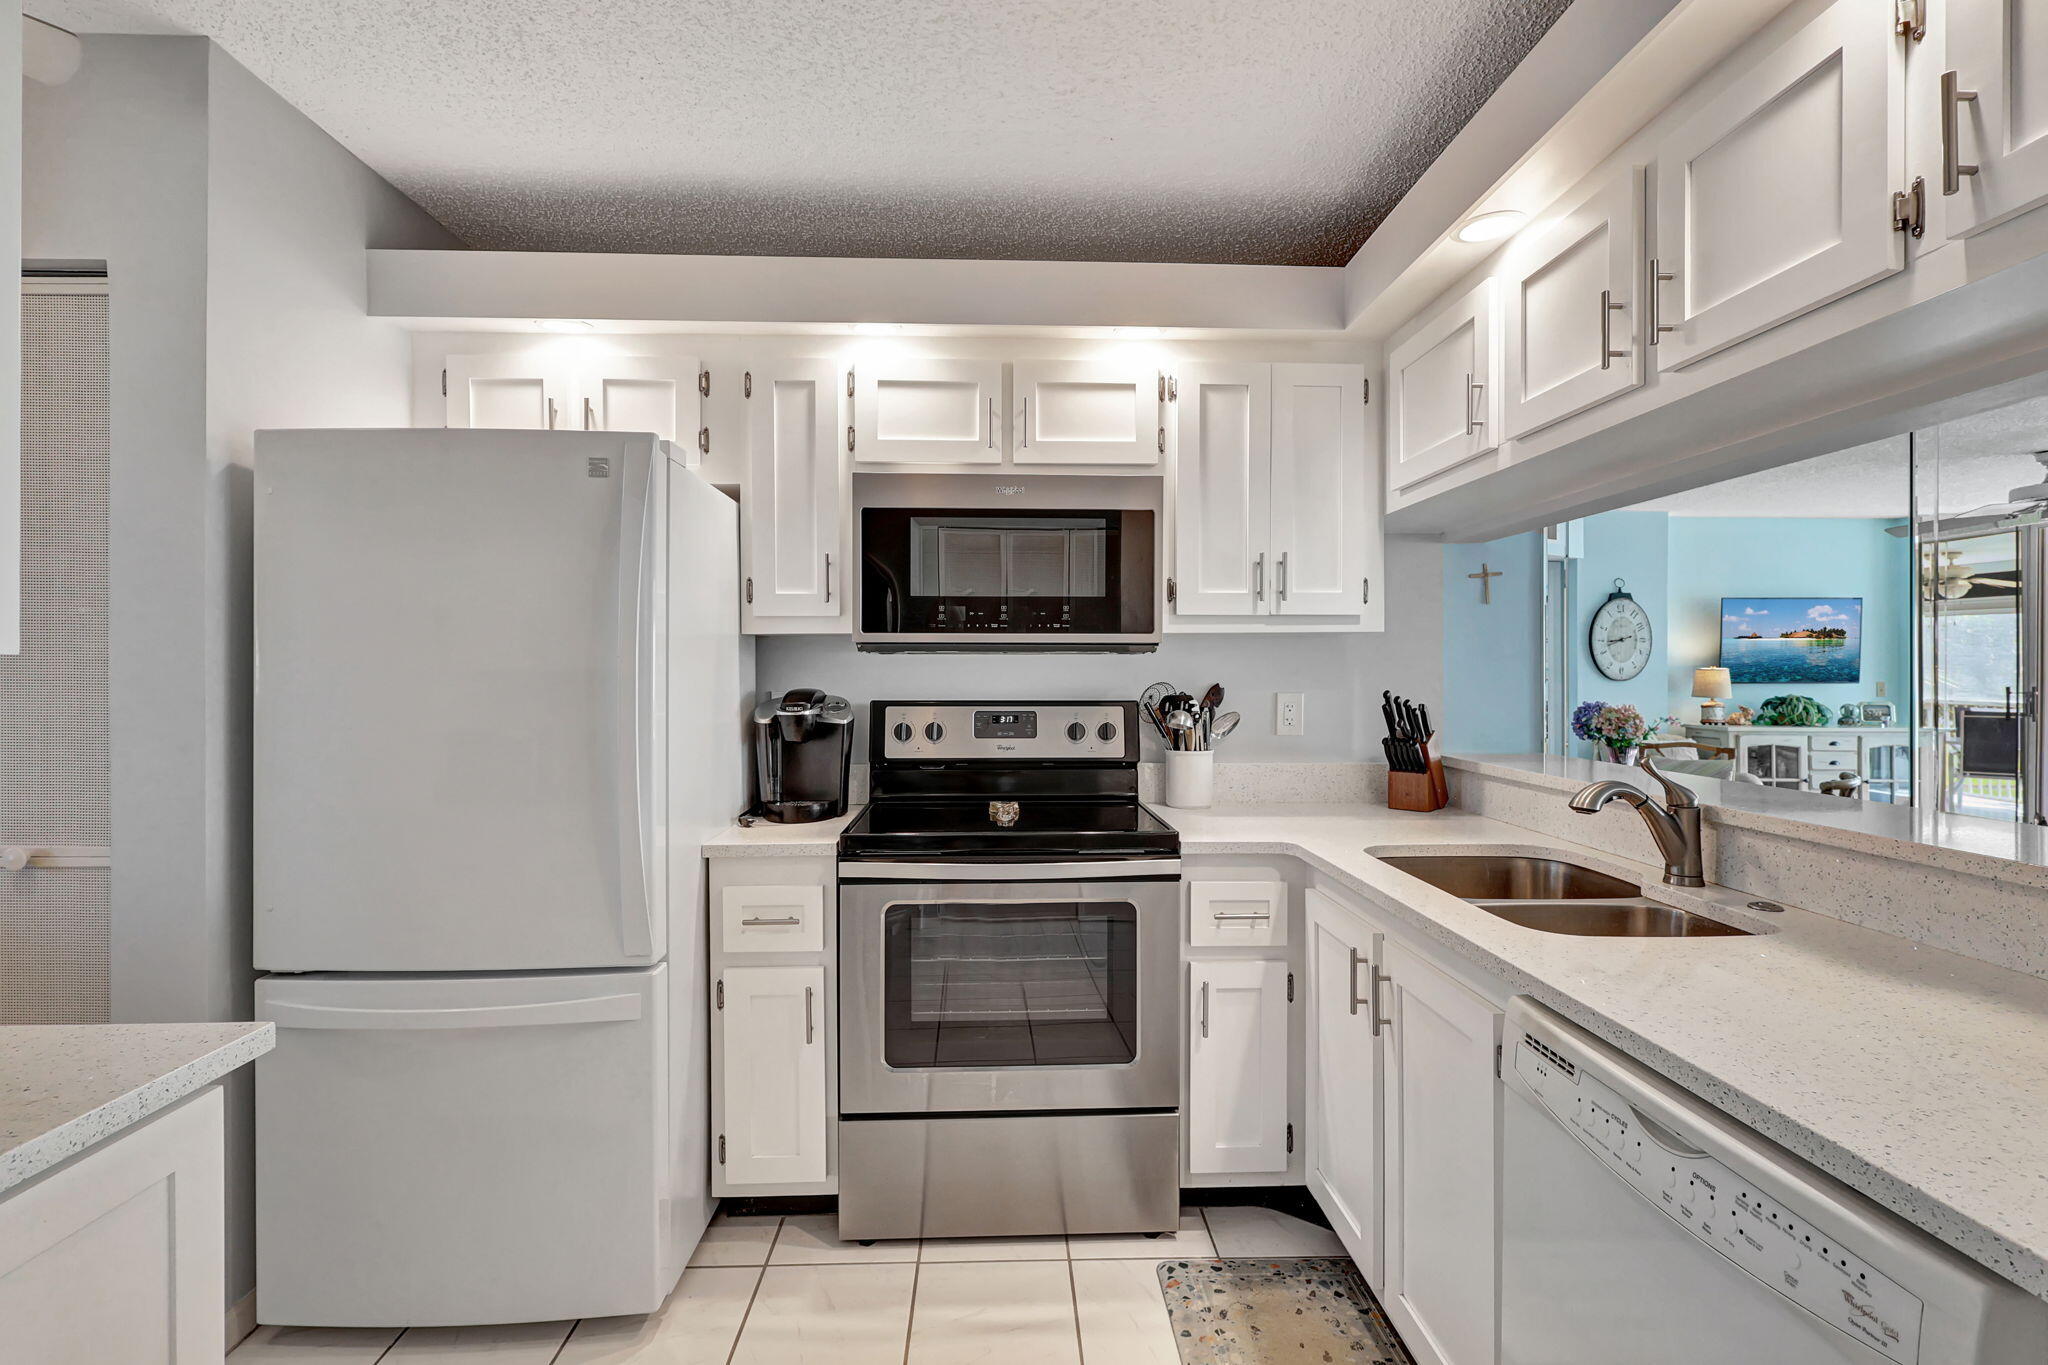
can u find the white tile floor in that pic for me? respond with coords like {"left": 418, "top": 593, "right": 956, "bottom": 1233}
{"left": 228, "top": 1206, "right": 1344, "bottom": 1364}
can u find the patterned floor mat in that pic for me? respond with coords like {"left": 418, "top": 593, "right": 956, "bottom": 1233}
{"left": 1158, "top": 1257, "right": 1414, "bottom": 1363}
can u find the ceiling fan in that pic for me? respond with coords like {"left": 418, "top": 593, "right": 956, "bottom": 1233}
{"left": 1887, "top": 449, "right": 2048, "bottom": 539}
{"left": 1922, "top": 547, "right": 2019, "bottom": 599}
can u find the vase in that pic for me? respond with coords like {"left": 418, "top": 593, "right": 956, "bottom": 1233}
{"left": 1598, "top": 745, "right": 1642, "bottom": 766}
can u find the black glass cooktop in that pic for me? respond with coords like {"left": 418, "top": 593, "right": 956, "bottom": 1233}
{"left": 839, "top": 798, "right": 1179, "bottom": 859}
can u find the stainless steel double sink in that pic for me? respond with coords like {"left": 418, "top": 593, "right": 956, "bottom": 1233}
{"left": 1376, "top": 854, "right": 1750, "bottom": 938}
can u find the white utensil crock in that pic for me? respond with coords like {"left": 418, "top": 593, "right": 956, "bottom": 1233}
{"left": 1165, "top": 750, "right": 1215, "bottom": 809}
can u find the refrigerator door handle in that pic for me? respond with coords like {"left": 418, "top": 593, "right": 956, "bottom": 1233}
{"left": 265, "top": 993, "right": 645, "bottom": 1031}
{"left": 613, "top": 451, "right": 655, "bottom": 959}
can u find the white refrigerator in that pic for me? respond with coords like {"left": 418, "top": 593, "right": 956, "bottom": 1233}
{"left": 250, "top": 429, "right": 749, "bottom": 1326}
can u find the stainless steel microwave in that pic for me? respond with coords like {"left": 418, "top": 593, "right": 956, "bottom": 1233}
{"left": 854, "top": 506, "right": 1158, "bottom": 652}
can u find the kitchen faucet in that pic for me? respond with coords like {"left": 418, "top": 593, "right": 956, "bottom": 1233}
{"left": 1568, "top": 754, "right": 1706, "bottom": 888}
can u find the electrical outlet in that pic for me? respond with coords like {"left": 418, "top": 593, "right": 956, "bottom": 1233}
{"left": 1276, "top": 692, "right": 1305, "bottom": 736}
{"left": 1875, "top": 681, "right": 1887, "bottom": 698}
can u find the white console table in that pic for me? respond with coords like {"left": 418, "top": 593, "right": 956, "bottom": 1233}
{"left": 1683, "top": 724, "right": 1911, "bottom": 801}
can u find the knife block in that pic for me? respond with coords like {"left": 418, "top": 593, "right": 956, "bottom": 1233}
{"left": 1387, "top": 758, "right": 1448, "bottom": 812}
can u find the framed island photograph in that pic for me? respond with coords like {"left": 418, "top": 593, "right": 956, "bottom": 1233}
{"left": 1719, "top": 597, "right": 1863, "bottom": 684}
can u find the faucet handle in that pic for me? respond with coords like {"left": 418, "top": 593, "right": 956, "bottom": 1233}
{"left": 1637, "top": 752, "right": 1698, "bottom": 810}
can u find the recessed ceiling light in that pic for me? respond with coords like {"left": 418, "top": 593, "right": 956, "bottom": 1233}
{"left": 1454, "top": 210, "right": 1526, "bottom": 244}
{"left": 535, "top": 319, "right": 594, "bottom": 333}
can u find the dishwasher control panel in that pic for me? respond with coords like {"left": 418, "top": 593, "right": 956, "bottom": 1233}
{"left": 1515, "top": 1036, "right": 1925, "bottom": 1362}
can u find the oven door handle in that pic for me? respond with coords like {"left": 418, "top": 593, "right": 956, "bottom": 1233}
{"left": 837, "top": 859, "right": 1181, "bottom": 882}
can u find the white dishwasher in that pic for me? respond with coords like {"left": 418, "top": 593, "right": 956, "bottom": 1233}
{"left": 1502, "top": 998, "right": 2048, "bottom": 1364}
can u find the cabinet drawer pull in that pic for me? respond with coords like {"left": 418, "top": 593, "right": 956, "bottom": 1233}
{"left": 741, "top": 915, "right": 803, "bottom": 926}
{"left": 824, "top": 552, "right": 833, "bottom": 604}
{"left": 1199, "top": 980, "right": 1210, "bottom": 1039}
{"left": 1277, "top": 552, "right": 1289, "bottom": 603}
{"left": 1649, "top": 260, "right": 1677, "bottom": 344}
{"left": 1462, "top": 372, "right": 1479, "bottom": 433}
{"left": 1347, "top": 948, "right": 1370, "bottom": 1016}
{"left": 1943, "top": 70, "right": 1980, "bottom": 196}
{"left": 1253, "top": 553, "right": 1266, "bottom": 603}
{"left": 805, "top": 985, "right": 815, "bottom": 1045}
{"left": 1211, "top": 911, "right": 1273, "bottom": 921}
{"left": 1369, "top": 965, "right": 1392, "bottom": 1038}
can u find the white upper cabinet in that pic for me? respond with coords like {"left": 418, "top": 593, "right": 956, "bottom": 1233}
{"left": 1648, "top": 0, "right": 1904, "bottom": 370}
{"left": 580, "top": 354, "right": 703, "bottom": 449}
{"left": 445, "top": 352, "right": 578, "bottom": 430}
{"left": 1270, "top": 363, "right": 1370, "bottom": 617}
{"left": 1187, "top": 957, "right": 1291, "bottom": 1176}
{"left": 1012, "top": 359, "right": 1162, "bottom": 465}
{"left": 852, "top": 358, "right": 1003, "bottom": 465}
{"left": 1173, "top": 363, "right": 1271, "bottom": 616}
{"left": 1501, "top": 165, "right": 1645, "bottom": 440}
{"left": 744, "top": 359, "right": 844, "bottom": 623}
{"left": 1386, "top": 278, "right": 1497, "bottom": 495}
{"left": 1942, "top": 0, "right": 2048, "bottom": 237}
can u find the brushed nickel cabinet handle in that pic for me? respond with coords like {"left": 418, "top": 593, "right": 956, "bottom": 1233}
{"left": 805, "top": 985, "right": 815, "bottom": 1045}
{"left": 824, "top": 553, "right": 833, "bottom": 604}
{"left": 1370, "top": 965, "right": 1392, "bottom": 1038}
{"left": 1462, "top": 372, "right": 1476, "bottom": 434}
{"left": 1648, "top": 260, "right": 1677, "bottom": 344}
{"left": 1600, "top": 288, "right": 1628, "bottom": 370}
{"left": 1199, "top": 980, "right": 1210, "bottom": 1039}
{"left": 741, "top": 915, "right": 802, "bottom": 926}
{"left": 1212, "top": 911, "right": 1273, "bottom": 921}
{"left": 1277, "top": 552, "right": 1290, "bottom": 602}
{"left": 1254, "top": 553, "right": 1266, "bottom": 603}
{"left": 1943, "top": 70, "right": 1980, "bottom": 195}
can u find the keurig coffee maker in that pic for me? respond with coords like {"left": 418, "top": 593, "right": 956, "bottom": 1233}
{"left": 749, "top": 688, "right": 854, "bottom": 822}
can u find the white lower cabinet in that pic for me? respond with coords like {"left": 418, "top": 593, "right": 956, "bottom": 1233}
{"left": 716, "top": 964, "right": 829, "bottom": 1189}
{"left": 1305, "top": 888, "right": 1385, "bottom": 1280}
{"left": 0, "top": 1087, "right": 224, "bottom": 1363}
{"left": 1380, "top": 935, "right": 1504, "bottom": 1365}
{"left": 1187, "top": 958, "right": 1291, "bottom": 1175}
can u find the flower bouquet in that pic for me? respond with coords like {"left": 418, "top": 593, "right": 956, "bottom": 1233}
{"left": 1570, "top": 701, "right": 1673, "bottom": 764}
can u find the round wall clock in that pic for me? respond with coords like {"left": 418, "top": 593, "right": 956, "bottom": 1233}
{"left": 1589, "top": 580, "right": 1654, "bottom": 682}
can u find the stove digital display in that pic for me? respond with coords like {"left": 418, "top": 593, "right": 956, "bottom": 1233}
{"left": 973, "top": 710, "right": 1037, "bottom": 740}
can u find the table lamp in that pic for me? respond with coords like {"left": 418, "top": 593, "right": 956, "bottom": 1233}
{"left": 1693, "top": 667, "right": 1732, "bottom": 724}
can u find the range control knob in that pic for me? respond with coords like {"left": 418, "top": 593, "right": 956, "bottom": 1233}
{"left": 892, "top": 722, "right": 913, "bottom": 743}
{"left": 1066, "top": 721, "right": 1088, "bottom": 742}
{"left": 924, "top": 721, "right": 945, "bottom": 743}
{"left": 1098, "top": 721, "right": 1119, "bottom": 743}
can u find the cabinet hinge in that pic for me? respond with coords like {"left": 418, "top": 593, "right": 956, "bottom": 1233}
{"left": 716, "top": 978, "right": 724, "bottom": 1009}
{"left": 718, "top": 1134, "right": 726, "bottom": 1165}
{"left": 1892, "top": 178, "right": 1926, "bottom": 238}
{"left": 1166, "top": 576, "right": 1177, "bottom": 606}
{"left": 698, "top": 426, "right": 710, "bottom": 456}
{"left": 744, "top": 371, "right": 753, "bottom": 399}
{"left": 1285, "top": 1123, "right": 1295, "bottom": 1155}
{"left": 846, "top": 367, "right": 855, "bottom": 399}
{"left": 1167, "top": 375, "right": 1178, "bottom": 401}
{"left": 698, "top": 369, "right": 711, "bottom": 398}
{"left": 1494, "top": 1043, "right": 1503, "bottom": 1080}
{"left": 439, "top": 368, "right": 447, "bottom": 398}
{"left": 1286, "top": 972, "right": 1295, "bottom": 1003}
{"left": 1157, "top": 428, "right": 1166, "bottom": 455}
{"left": 847, "top": 425, "right": 856, "bottom": 453}
{"left": 744, "top": 578, "right": 754, "bottom": 604}
{"left": 1895, "top": 0, "right": 1925, "bottom": 41}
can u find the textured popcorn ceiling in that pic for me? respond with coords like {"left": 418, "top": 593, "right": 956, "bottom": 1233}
{"left": 32, "top": 0, "right": 1571, "bottom": 264}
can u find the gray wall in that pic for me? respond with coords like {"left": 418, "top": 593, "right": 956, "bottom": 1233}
{"left": 759, "top": 537, "right": 1443, "bottom": 763}
{"left": 24, "top": 35, "right": 458, "bottom": 1311}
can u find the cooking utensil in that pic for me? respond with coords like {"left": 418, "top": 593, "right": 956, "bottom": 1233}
{"left": 1211, "top": 711, "right": 1240, "bottom": 742}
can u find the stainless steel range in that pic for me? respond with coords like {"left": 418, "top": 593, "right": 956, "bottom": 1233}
{"left": 836, "top": 700, "right": 1181, "bottom": 1242}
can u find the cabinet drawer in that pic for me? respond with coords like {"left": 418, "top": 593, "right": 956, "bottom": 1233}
{"left": 719, "top": 885, "right": 826, "bottom": 954}
{"left": 1809, "top": 733, "right": 1860, "bottom": 752}
{"left": 1188, "top": 880, "right": 1288, "bottom": 948}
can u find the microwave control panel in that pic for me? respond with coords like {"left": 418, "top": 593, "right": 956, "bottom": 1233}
{"left": 879, "top": 705, "right": 1126, "bottom": 761}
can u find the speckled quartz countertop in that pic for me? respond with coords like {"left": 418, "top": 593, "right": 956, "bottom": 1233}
{"left": 708, "top": 800, "right": 2048, "bottom": 1299}
{"left": 0, "top": 1023, "right": 275, "bottom": 1195}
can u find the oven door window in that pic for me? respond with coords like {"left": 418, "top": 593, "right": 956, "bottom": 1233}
{"left": 883, "top": 898, "right": 1138, "bottom": 1067}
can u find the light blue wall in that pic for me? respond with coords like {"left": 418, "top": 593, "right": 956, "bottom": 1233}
{"left": 1569, "top": 511, "right": 1672, "bottom": 753}
{"left": 1442, "top": 532, "right": 1544, "bottom": 753}
{"left": 1665, "top": 516, "right": 1910, "bottom": 719}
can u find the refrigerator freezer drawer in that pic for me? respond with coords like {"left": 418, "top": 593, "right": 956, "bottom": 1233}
{"left": 255, "top": 968, "right": 673, "bottom": 1326}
